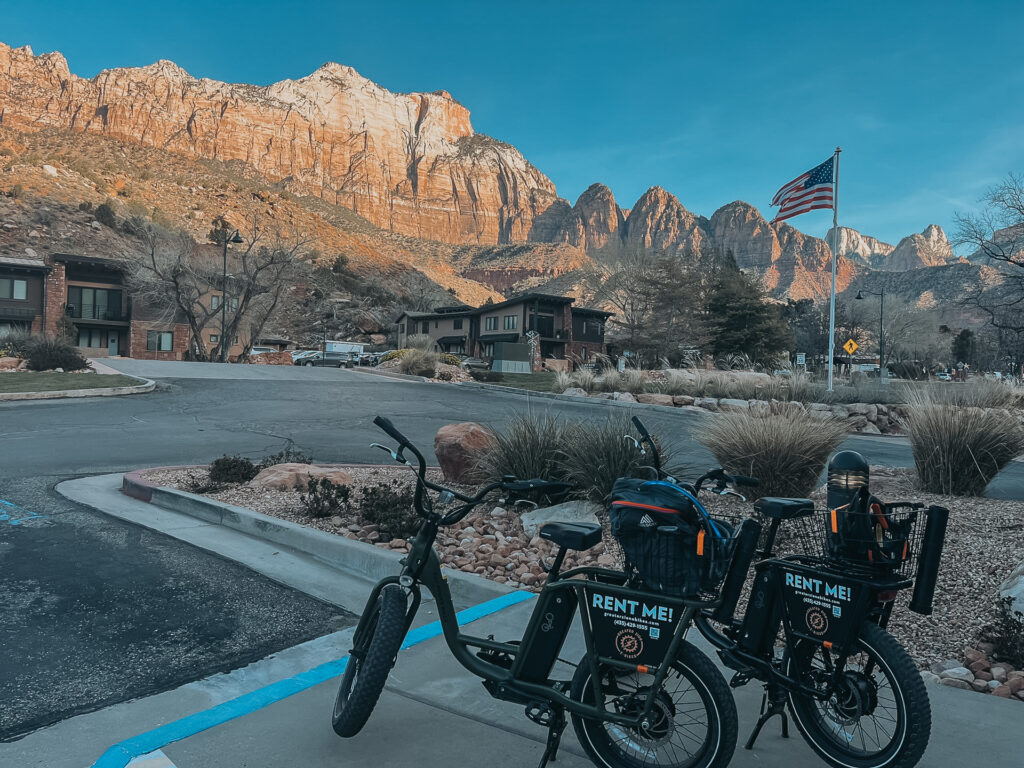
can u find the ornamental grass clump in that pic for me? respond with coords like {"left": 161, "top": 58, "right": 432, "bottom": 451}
{"left": 560, "top": 415, "right": 672, "bottom": 502}
{"left": 478, "top": 411, "right": 567, "bottom": 485}
{"left": 696, "top": 405, "right": 847, "bottom": 498}
{"left": 904, "top": 390, "right": 1024, "bottom": 495}
{"left": 398, "top": 348, "right": 438, "bottom": 377}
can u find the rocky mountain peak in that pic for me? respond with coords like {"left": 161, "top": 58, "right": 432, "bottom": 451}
{"left": 887, "top": 224, "right": 955, "bottom": 271}
{"left": 573, "top": 183, "right": 622, "bottom": 251}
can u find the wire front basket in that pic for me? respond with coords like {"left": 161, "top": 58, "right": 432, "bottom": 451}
{"left": 768, "top": 507, "right": 925, "bottom": 577}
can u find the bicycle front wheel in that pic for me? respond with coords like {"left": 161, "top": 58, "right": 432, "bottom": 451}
{"left": 786, "top": 621, "right": 930, "bottom": 768}
{"left": 569, "top": 641, "right": 737, "bottom": 768}
{"left": 331, "top": 584, "right": 407, "bottom": 737}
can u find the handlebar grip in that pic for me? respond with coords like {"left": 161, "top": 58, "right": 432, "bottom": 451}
{"left": 631, "top": 416, "right": 651, "bottom": 439}
{"left": 733, "top": 475, "right": 760, "bottom": 487}
{"left": 373, "top": 415, "right": 408, "bottom": 445}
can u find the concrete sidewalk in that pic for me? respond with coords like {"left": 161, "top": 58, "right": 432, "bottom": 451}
{"left": 25, "top": 475, "right": 1017, "bottom": 768}
{"left": 79, "top": 598, "right": 1018, "bottom": 768}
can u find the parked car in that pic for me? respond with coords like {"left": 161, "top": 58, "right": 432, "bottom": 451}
{"left": 936, "top": 371, "right": 952, "bottom": 381}
{"left": 250, "top": 346, "right": 277, "bottom": 356}
{"left": 295, "top": 351, "right": 350, "bottom": 368}
{"left": 459, "top": 356, "right": 489, "bottom": 371}
{"left": 291, "top": 349, "right": 318, "bottom": 361}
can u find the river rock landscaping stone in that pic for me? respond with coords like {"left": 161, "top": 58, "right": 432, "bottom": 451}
{"left": 635, "top": 393, "right": 674, "bottom": 406}
{"left": 939, "top": 666, "right": 974, "bottom": 683}
{"left": 249, "top": 463, "right": 354, "bottom": 491}
{"left": 562, "top": 387, "right": 586, "bottom": 397}
{"left": 434, "top": 422, "right": 493, "bottom": 483}
{"left": 718, "top": 398, "right": 749, "bottom": 412}
{"left": 520, "top": 500, "right": 601, "bottom": 537}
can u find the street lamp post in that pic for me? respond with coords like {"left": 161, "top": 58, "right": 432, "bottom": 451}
{"left": 219, "top": 229, "right": 244, "bottom": 363}
{"left": 856, "top": 288, "right": 885, "bottom": 378}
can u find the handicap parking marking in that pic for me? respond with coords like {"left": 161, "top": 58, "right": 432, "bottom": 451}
{"left": 126, "top": 750, "right": 176, "bottom": 768}
{"left": 0, "top": 498, "right": 48, "bottom": 526}
{"left": 90, "top": 589, "right": 536, "bottom": 768}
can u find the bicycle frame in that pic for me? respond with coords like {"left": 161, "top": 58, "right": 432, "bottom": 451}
{"left": 692, "top": 554, "right": 912, "bottom": 701}
{"left": 351, "top": 515, "right": 713, "bottom": 729}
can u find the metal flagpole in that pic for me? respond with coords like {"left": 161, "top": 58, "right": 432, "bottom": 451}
{"left": 827, "top": 147, "right": 841, "bottom": 391}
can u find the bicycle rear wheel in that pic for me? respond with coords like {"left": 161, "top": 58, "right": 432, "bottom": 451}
{"left": 569, "top": 641, "right": 737, "bottom": 768}
{"left": 331, "top": 584, "right": 407, "bottom": 737}
{"left": 786, "top": 621, "right": 930, "bottom": 768}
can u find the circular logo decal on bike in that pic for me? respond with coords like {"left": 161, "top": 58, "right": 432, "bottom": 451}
{"left": 805, "top": 606, "right": 829, "bottom": 636}
{"left": 615, "top": 629, "right": 644, "bottom": 659}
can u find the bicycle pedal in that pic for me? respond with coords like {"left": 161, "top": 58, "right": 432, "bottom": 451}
{"left": 730, "top": 670, "right": 755, "bottom": 688}
{"left": 525, "top": 702, "right": 555, "bottom": 727}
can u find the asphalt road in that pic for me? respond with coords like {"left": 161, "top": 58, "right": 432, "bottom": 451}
{"left": 2, "top": 359, "right": 1022, "bottom": 744}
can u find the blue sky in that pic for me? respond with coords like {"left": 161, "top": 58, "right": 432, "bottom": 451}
{"left": 3, "top": 1, "right": 1022, "bottom": 248}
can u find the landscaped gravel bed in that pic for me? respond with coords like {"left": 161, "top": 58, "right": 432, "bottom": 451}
{"left": 142, "top": 464, "right": 1021, "bottom": 673}
{"left": 143, "top": 465, "right": 611, "bottom": 589}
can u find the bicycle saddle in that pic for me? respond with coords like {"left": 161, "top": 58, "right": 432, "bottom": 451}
{"left": 753, "top": 497, "right": 814, "bottom": 520}
{"left": 539, "top": 522, "right": 602, "bottom": 551}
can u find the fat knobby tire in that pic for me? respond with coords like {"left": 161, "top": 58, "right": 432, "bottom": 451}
{"left": 569, "top": 640, "right": 738, "bottom": 768}
{"left": 787, "top": 621, "right": 931, "bottom": 768}
{"left": 331, "top": 584, "right": 407, "bottom": 737}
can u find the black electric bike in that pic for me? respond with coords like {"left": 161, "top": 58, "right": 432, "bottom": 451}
{"left": 332, "top": 416, "right": 741, "bottom": 768}
{"left": 625, "top": 416, "right": 950, "bottom": 768}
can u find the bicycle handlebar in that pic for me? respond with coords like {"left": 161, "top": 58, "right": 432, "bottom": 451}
{"left": 631, "top": 416, "right": 661, "bottom": 471}
{"left": 372, "top": 416, "right": 568, "bottom": 526}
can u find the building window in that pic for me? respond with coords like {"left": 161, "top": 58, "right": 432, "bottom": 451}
{"left": 421, "top": 321, "right": 430, "bottom": 334}
{"left": 503, "top": 315, "right": 518, "bottom": 330}
{"left": 399, "top": 323, "right": 405, "bottom": 334}
{"left": 0, "top": 278, "right": 27, "bottom": 300}
{"left": 580, "top": 346, "right": 588, "bottom": 361}
{"left": 68, "top": 286, "right": 122, "bottom": 320}
{"left": 483, "top": 342, "right": 495, "bottom": 357}
{"left": 233, "top": 336, "right": 239, "bottom": 344}
{"left": 210, "top": 334, "right": 219, "bottom": 343}
{"left": 453, "top": 318, "right": 463, "bottom": 330}
{"left": 231, "top": 297, "right": 238, "bottom": 310}
{"left": 485, "top": 317, "right": 498, "bottom": 331}
{"left": 211, "top": 295, "right": 221, "bottom": 309}
{"left": 434, "top": 320, "right": 439, "bottom": 328}
{"left": 146, "top": 331, "right": 173, "bottom": 351}
{"left": 77, "top": 328, "right": 105, "bottom": 348}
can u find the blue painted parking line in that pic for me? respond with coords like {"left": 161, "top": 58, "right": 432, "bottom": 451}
{"left": 0, "top": 498, "right": 47, "bottom": 525}
{"left": 91, "top": 589, "right": 536, "bottom": 768}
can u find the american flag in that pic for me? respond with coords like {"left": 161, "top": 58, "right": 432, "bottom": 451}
{"left": 770, "top": 157, "right": 835, "bottom": 223}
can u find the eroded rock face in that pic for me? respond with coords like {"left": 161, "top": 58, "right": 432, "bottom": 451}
{"left": 434, "top": 422, "right": 493, "bottom": 483}
{"left": 886, "top": 225, "right": 956, "bottom": 271}
{"left": 0, "top": 43, "right": 557, "bottom": 246}
{"left": 827, "top": 226, "right": 894, "bottom": 267}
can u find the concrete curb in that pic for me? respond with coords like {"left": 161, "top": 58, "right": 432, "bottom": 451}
{"left": 348, "top": 366, "right": 428, "bottom": 383}
{"left": 122, "top": 467, "right": 515, "bottom": 606}
{"left": 0, "top": 375, "right": 155, "bottom": 402}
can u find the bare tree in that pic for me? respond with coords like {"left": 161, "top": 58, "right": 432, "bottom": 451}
{"left": 954, "top": 173, "right": 1024, "bottom": 333}
{"left": 123, "top": 216, "right": 308, "bottom": 361}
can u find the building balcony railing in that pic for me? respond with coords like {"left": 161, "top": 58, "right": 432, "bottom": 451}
{"left": 0, "top": 306, "right": 38, "bottom": 320}
{"left": 67, "top": 303, "right": 127, "bottom": 321}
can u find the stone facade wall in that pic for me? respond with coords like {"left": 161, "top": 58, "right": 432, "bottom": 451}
{"left": 42, "top": 260, "right": 66, "bottom": 337}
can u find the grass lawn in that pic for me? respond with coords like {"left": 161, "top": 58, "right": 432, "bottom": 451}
{"left": 493, "top": 372, "right": 558, "bottom": 392}
{"left": 0, "top": 372, "right": 140, "bottom": 394}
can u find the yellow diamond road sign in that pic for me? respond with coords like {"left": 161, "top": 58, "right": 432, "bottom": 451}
{"left": 843, "top": 339, "right": 859, "bottom": 355}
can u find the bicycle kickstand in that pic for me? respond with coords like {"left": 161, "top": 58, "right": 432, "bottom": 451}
{"left": 744, "top": 685, "right": 789, "bottom": 750}
{"left": 536, "top": 706, "right": 566, "bottom": 768}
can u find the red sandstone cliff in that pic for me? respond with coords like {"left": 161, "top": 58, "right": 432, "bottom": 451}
{"left": 0, "top": 43, "right": 558, "bottom": 245}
